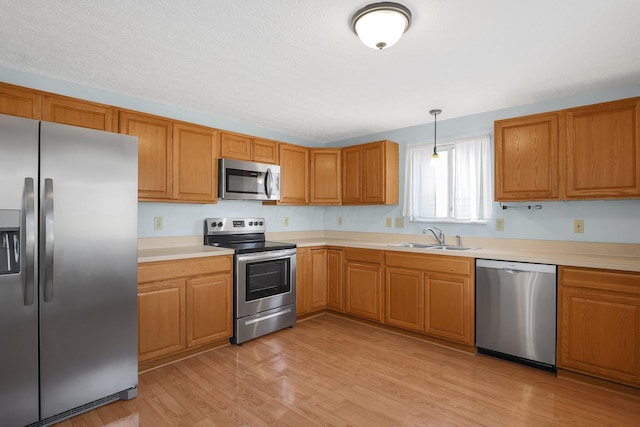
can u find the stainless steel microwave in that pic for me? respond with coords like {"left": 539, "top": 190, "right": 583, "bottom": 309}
{"left": 218, "top": 158, "right": 281, "bottom": 201}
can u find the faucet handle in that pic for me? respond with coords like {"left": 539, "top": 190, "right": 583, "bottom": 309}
{"left": 456, "top": 235, "right": 462, "bottom": 247}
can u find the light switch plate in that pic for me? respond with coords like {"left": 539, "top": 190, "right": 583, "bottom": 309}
{"left": 386, "top": 217, "right": 392, "bottom": 228}
{"left": 574, "top": 219, "right": 584, "bottom": 233}
{"left": 284, "top": 217, "right": 289, "bottom": 227}
{"left": 395, "top": 217, "right": 405, "bottom": 228}
{"left": 496, "top": 218, "right": 504, "bottom": 231}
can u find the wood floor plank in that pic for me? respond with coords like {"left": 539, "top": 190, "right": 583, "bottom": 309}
{"left": 55, "top": 314, "right": 640, "bottom": 426}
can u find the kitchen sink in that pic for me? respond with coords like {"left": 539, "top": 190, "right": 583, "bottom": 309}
{"left": 387, "top": 242, "right": 435, "bottom": 248}
{"left": 387, "top": 243, "right": 477, "bottom": 251}
{"left": 428, "top": 245, "right": 477, "bottom": 251}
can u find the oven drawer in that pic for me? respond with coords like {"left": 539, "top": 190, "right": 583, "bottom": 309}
{"left": 233, "top": 304, "right": 296, "bottom": 344}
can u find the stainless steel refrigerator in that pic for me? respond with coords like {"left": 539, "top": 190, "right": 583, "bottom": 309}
{"left": 0, "top": 114, "right": 138, "bottom": 426}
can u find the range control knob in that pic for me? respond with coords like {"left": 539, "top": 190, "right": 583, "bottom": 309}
{"left": 249, "top": 221, "right": 253, "bottom": 226}
{"left": 217, "top": 222, "right": 223, "bottom": 227}
{"left": 259, "top": 221, "right": 263, "bottom": 226}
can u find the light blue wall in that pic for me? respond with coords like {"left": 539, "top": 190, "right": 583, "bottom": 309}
{"left": 2, "top": 66, "right": 639, "bottom": 243}
{"left": 327, "top": 82, "right": 640, "bottom": 244}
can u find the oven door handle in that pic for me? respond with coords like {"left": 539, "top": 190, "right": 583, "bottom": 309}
{"left": 237, "top": 249, "right": 296, "bottom": 263}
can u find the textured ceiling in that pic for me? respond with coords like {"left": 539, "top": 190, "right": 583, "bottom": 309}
{"left": 1, "top": 0, "right": 639, "bottom": 143}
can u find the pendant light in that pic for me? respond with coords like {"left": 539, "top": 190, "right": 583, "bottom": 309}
{"left": 430, "top": 109, "right": 442, "bottom": 161}
{"left": 351, "top": 2, "right": 412, "bottom": 50}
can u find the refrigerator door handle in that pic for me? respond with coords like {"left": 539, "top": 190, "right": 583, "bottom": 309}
{"left": 43, "top": 178, "right": 54, "bottom": 302}
{"left": 23, "top": 177, "right": 36, "bottom": 306}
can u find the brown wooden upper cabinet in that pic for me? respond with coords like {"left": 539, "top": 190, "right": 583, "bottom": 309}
{"left": 278, "top": 143, "right": 309, "bottom": 205}
{"left": 220, "top": 131, "right": 278, "bottom": 164}
{"left": 0, "top": 82, "right": 41, "bottom": 119}
{"left": 42, "top": 94, "right": 115, "bottom": 131}
{"left": 342, "top": 140, "right": 399, "bottom": 205}
{"left": 494, "top": 112, "right": 560, "bottom": 201}
{"left": 565, "top": 98, "right": 640, "bottom": 199}
{"left": 495, "top": 97, "right": 640, "bottom": 201}
{"left": 119, "top": 110, "right": 173, "bottom": 201}
{"left": 172, "top": 123, "right": 219, "bottom": 203}
{"left": 310, "top": 148, "right": 341, "bottom": 205}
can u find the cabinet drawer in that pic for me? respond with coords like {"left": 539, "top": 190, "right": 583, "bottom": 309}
{"left": 139, "top": 256, "right": 232, "bottom": 283}
{"left": 344, "top": 248, "right": 382, "bottom": 264}
{"left": 385, "top": 252, "right": 472, "bottom": 276}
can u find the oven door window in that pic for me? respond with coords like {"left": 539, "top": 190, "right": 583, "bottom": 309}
{"left": 245, "top": 258, "right": 290, "bottom": 301}
{"left": 226, "top": 168, "right": 267, "bottom": 196}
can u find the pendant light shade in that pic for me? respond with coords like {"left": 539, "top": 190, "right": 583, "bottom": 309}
{"left": 352, "top": 2, "right": 412, "bottom": 50}
{"left": 430, "top": 109, "right": 442, "bottom": 162}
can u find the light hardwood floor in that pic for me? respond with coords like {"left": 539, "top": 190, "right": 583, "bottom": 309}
{"left": 58, "top": 314, "right": 640, "bottom": 426}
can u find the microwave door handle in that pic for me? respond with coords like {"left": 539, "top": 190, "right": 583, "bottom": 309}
{"left": 265, "top": 168, "right": 273, "bottom": 199}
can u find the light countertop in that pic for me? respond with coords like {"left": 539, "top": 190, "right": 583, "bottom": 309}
{"left": 137, "top": 233, "right": 640, "bottom": 273}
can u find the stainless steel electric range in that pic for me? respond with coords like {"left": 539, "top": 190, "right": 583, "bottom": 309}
{"left": 204, "top": 217, "right": 296, "bottom": 345}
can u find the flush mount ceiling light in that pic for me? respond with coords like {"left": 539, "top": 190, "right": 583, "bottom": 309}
{"left": 430, "top": 108, "right": 442, "bottom": 161}
{"left": 351, "top": 2, "right": 412, "bottom": 49}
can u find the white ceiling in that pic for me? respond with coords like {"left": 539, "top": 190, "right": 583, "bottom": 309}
{"left": 1, "top": 0, "right": 639, "bottom": 143}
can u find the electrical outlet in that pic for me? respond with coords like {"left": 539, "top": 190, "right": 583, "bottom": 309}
{"left": 496, "top": 218, "right": 504, "bottom": 231}
{"left": 574, "top": 219, "right": 584, "bottom": 233}
{"left": 153, "top": 216, "right": 163, "bottom": 230}
{"left": 395, "top": 217, "right": 405, "bottom": 228}
{"left": 284, "top": 217, "right": 289, "bottom": 227}
{"left": 337, "top": 216, "right": 343, "bottom": 225}
{"left": 386, "top": 217, "right": 392, "bottom": 228}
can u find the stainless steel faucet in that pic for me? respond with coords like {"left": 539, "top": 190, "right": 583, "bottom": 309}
{"left": 423, "top": 226, "right": 445, "bottom": 245}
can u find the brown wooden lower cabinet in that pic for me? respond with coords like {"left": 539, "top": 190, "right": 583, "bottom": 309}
{"left": 137, "top": 256, "right": 232, "bottom": 368}
{"left": 385, "top": 267, "right": 424, "bottom": 332}
{"left": 558, "top": 266, "right": 640, "bottom": 388}
{"left": 344, "top": 249, "right": 384, "bottom": 322}
{"left": 384, "top": 252, "right": 474, "bottom": 346}
{"left": 296, "top": 246, "right": 344, "bottom": 315}
{"left": 296, "top": 247, "right": 311, "bottom": 316}
{"left": 425, "top": 273, "right": 473, "bottom": 344}
{"left": 138, "top": 280, "right": 185, "bottom": 362}
{"left": 326, "top": 249, "right": 344, "bottom": 311}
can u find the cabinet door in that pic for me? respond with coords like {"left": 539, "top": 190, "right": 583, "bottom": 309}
{"left": 310, "top": 248, "right": 328, "bottom": 311}
{"left": 385, "top": 268, "right": 424, "bottom": 332}
{"left": 119, "top": 111, "right": 172, "bottom": 200}
{"left": 345, "top": 262, "right": 383, "bottom": 322}
{"left": 186, "top": 274, "right": 232, "bottom": 347}
{"left": 173, "top": 123, "right": 219, "bottom": 203}
{"left": 138, "top": 280, "right": 185, "bottom": 362}
{"left": 0, "top": 82, "right": 41, "bottom": 119}
{"left": 425, "top": 273, "right": 473, "bottom": 345}
{"left": 566, "top": 98, "right": 640, "bottom": 198}
{"left": 558, "top": 267, "right": 640, "bottom": 386}
{"left": 342, "top": 145, "right": 362, "bottom": 204}
{"left": 310, "top": 149, "right": 341, "bottom": 205}
{"left": 296, "top": 248, "right": 311, "bottom": 316}
{"left": 252, "top": 138, "right": 279, "bottom": 163}
{"left": 327, "top": 249, "right": 344, "bottom": 311}
{"left": 494, "top": 112, "right": 560, "bottom": 200}
{"left": 279, "top": 143, "right": 309, "bottom": 205}
{"left": 220, "top": 131, "right": 251, "bottom": 161}
{"left": 362, "top": 141, "right": 386, "bottom": 204}
{"left": 42, "top": 95, "right": 115, "bottom": 131}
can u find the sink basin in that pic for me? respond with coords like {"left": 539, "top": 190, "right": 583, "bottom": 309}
{"left": 387, "top": 243, "right": 477, "bottom": 251}
{"left": 428, "top": 245, "right": 477, "bottom": 251}
{"left": 387, "top": 243, "right": 435, "bottom": 248}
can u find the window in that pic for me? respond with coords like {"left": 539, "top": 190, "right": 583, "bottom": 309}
{"left": 402, "top": 134, "right": 492, "bottom": 222}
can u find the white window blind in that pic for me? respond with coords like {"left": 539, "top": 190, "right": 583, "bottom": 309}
{"left": 402, "top": 134, "right": 492, "bottom": 221}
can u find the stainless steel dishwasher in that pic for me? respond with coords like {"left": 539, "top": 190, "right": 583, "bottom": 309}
{"left": 476, "top": 259, "right": 557, "bottom": 369}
